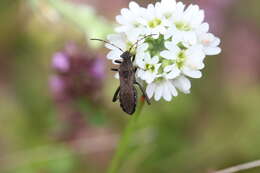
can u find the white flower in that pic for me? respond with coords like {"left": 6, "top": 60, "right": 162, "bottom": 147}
{"left": 104, "top": 0, "right": 221, "bottom": 102}
{"left": 106, "top": 33, "right": 131, "bottom": 63}
{"left": 138, "top": 4, "right": 167, "bottom": 37}
{"left": 198, "top": 33, "right": 221, "bottom": 55}
{"left": 135, "top": 41, "right": 149, "bottom": 59}
{"left": 161, "top": 40, "right": 205, "bottom": 79}
{"left": 172, "top": 75, "right": 191, "bottom": 94}
{"left": 165, "top": 3, "right": 205, "bottom": 46}
{"left": 155, "top": 0, "right": 177, "bottom": 19}
{"left": 146, "top": 79, "right": 178, "bottom": 101}
{"left": 162, "top": 64, "right": 181, "bottom": 80}
{"left": 115, "top": 1, "right": 146, "bottom": 42}
{"left": 136, "top": 52, "right": 161, "bottom": 84}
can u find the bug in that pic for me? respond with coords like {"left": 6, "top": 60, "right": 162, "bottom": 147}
{"left": 91, "top": 35, "right": 152, "bottom": 115}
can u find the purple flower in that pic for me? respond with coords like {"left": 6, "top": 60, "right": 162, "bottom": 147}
{"left": 50, "top": 42, "right": 106, "bottom": 101}
{"left": 52, "top": 52, "right": 70, "bottom": 73}
{"left": 50, "top": 42, "right": 108, "bottom": 144}
{"left": 89, "top": 57, "right": 106, "bottom": 80}
{"left": 49, "top": 75, "right": 67, "bottom": 100}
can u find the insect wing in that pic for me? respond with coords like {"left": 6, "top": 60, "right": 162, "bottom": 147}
{"left": 119, "top": 85, "right": 137, "bottom": 115}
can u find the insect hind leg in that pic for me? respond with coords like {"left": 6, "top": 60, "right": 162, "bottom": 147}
{"left": 112, "top": 86, "right": 120, "bottom": 102}
{"left": 134, "top": 81, "right": 151, "bottom": 105}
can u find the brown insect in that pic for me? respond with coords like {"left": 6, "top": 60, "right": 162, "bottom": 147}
{"left": 91, "top": 36, "right": 151, "bottom": 115}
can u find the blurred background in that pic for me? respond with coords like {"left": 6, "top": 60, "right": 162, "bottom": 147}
{"left": 1, "top": 0, "right": 260, "bottom": 173}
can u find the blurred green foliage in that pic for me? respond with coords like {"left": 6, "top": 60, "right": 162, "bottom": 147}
{"left": 29, "top": 0, "right": 113, "bottom": 48}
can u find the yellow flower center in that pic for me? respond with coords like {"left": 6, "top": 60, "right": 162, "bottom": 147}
{"left": 133, "top": 22, "right": 140, "bottom": 28}
{"left": 176, "top": 50, "right": 186, "bottom": 68}
{"left": 148, "top": 18, "right": 162, "bottom": 28}
{"left": 145, "top": 64, "right": 155, "bottom": 72}
{"left": 175, "top": 21, "right": 191, "bottom": 31}
{"left": 164, "top": 12, "right": 172, "bottom": 19}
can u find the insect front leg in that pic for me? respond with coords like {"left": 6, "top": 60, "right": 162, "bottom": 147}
{"left": 115, "top": 60, "right": 122, "bottom": 64}
{"left": 111, "top": 68, "right": 118, "bottom": 71}
{"left": 112, "top": 86, "right": 120, "bottom": 102}
{"left": 134, "top": 81, "right": 151, "bottom": 105}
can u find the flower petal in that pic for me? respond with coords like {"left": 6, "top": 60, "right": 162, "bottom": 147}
{"left": 167, "top": 80, "right": 178, "bottom": 96}
{"left": 162, "top": 82, "right": 172, "bottom": 101}
{"left": 146, "top": 83, "right": 156, "bottom": 99}
{"left": 205, "top": 47, "right": 221, "bottom": 56}
{"left": 154, "top": 83, "right": 163, "bottom": 101}
{"left": 166, "top": 67, "right": 180, "bottom": 79}
{"left": 114, "top": 72, "right": 119, "bottom": 79}
{"left": 173, "top": 76, "right": 191, "bottom": 94}
{"left": 182, "top": 67, "right": 202, "bottom": 78}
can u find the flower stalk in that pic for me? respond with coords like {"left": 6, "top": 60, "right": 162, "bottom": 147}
{"left": 107, "top": 97, "right": 145, "bottom": 173}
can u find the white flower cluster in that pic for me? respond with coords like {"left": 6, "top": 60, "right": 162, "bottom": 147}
{"left": 106, "top": 0, "right": 221, "bottom": 101}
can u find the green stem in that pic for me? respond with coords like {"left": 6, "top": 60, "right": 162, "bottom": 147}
{"left": 107, "top": 100, "right": 145, "bottom": 173}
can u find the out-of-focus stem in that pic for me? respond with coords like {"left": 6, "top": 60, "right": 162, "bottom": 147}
{"left": 213, "top": 160, "right": 260, "bottom": 173}
{"left": 107, "top": 98, "right": 145, "bottom": 173}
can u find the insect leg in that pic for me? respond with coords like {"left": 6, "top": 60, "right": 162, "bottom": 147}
{"left": 115, "top": 60, "right": 122, "bottom": 64}
{"left": 131, "top": 54, "right": 136, "bottom": 62}
{"left": 112, "top": 86, "right": 120, "bottom": 102}
{"left": 111, "top": 68, "right": 118, "bottom": 71}
{"left": 134, "top": 81, "right": 151, "bottom": 105}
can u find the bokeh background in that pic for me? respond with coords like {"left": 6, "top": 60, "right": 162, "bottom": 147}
{"left": 1, "top": 0, "right": 260, "bottom": 173}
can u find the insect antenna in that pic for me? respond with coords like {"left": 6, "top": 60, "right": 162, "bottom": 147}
{"left": 129, "top": 34, "right": 157, "bottom": 53}
{"left": 91, "top": 38, "right": 124, "bottom": 52}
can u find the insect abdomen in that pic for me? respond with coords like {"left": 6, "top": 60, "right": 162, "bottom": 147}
{"left": 119, "top": 87, "right": 137, "bottom": 115}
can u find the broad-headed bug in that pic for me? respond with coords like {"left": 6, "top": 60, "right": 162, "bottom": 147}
{"left": 91, "top": 35, "right": 152, "bottom": 115}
